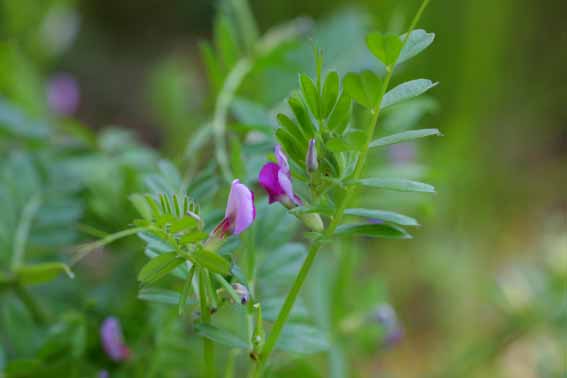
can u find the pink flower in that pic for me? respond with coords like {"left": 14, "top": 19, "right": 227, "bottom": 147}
{"left": 100, "top": 317, "right": 130, "bottom": 362}
{"left": 212, "top": 179, "right": 256, "bottom": 238}
{"left": 258, "top": 145, "right": 302, "bottom": 207}
{"left": 46, "top": 73, "right": 80, "bottom": 115}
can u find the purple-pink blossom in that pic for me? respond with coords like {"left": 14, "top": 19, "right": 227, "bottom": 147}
{"left": 100, "top": 317, "right": 130, "bottom": 362}
{"left": 46, "top": 73, "right": 80, "bottom": 115}
{"left": 212, "top": 179, "right": 256, "bottom": 238}
{"left": 258, "top": 145, "right": 302, "bottom": 207}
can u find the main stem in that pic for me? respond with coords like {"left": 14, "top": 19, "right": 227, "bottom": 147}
{"left": 199, "top": 269, "right": 215, "bottom": 378}
{"left": 256, "top": 0, "right": 430, "bottom": 371}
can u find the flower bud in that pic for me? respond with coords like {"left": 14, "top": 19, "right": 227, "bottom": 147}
{"left": 306, "top": 139, "right": 318, "bottom": 172}
{"left": 231, "top": 283, "right": 249, "bottom": 304}
{"left": 299, "top": 213, "right": 324, "bottom": 232}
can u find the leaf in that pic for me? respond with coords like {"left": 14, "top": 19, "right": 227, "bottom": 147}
{"left": 366, "top": 32, "right": 403, "bottom": 67}
{"left": 15, "top": 263, "right": 74, "bottom": 285}
{"left": 353, "top": 178, "right": 435, "bottom": 193}
{"left": 179, "top": 266, "right": 196, "bottom": 315}
{"left": 277, "top": 113, "right": 307, "bottom": 142}
{"left": 382, "top": 79, "right": 438, "bottom": 109}
{"left": 369, "top": 128, "right": 442, "bottom": 148}
{"left": 334, "top": 223, "right": 411, "bottom": 239}
{"left": 194, "top": 323, "right": 249, "bottom": 349}
{"left": 276, "top": 324, "right": 330, "bottom": 354}
{"left": 137, "top": 252, "right": 185, "bottom": 285}
{"left": 327, "top": 91, "right": 352, "bottom": 133}
{"left": 179, "top": 231, "right": 208, "bottom": 244}
{"left": 275, "top": 128, "right": 307, "bottom": 167}
{"left": 326, "top": 130, "right": 367, "bottom": 152}
{"left": 191, "top": 249, "right": 230, "bottom": 275}
{"left": 288, "top": 94, "right": 316, "bottom": 138}
{"left": 138, "top": 287, "right": 195, "bottom": 305}
{"left": 343, "top": 71, "right": 382, "bottom": 109}
{"left": 169, "top": 216, "right": 198, "bottom": 233}
{"left": 321, "top": 71, "right": 339, "bottom": 118}
{"left": 299, "top": 74, "right": 320, "bottom": 119}
{"left": 398, "top": 29, "right": 435, "bottom": 65}
{"left": 344, "top": 208, "right": 419, "bottom": 226}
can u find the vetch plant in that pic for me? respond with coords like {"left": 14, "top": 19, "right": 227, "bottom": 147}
{"left": 72, "top": 0, "right": 440, "bottom": 376}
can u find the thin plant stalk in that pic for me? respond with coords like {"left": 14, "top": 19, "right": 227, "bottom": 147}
{"left": 199, "top": 268, "right": 215, "bottom": 378}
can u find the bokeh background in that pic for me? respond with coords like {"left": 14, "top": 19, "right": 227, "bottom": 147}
{"left": 1, "top": 0, "right": 566, "bottom": 377}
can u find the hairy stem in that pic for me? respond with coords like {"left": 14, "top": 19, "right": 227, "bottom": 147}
{"left": 255, "top": 0, "right": 431, "bottom": 372}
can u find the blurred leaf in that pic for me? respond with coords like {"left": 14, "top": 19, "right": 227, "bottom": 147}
{"left": 343, "top": 71, "right": 382, "bottom": 109}
{"left": 326, "top": 92, "right": 352, "bottom": 134}
{"left": 191, "top": 249, "right": 230, "bottom": 275}
{"left": 215, "top": 16, "right": 240, "bottom": 69}
{"left": 138, "top": 252, "right": 185, "bottom": 285}
{"left": 344, "top": 208, "right": 419, "bottom": 226}
{"left": 382, "top": 79, "right": 437, "bottom": 109}
{"left": 5, "top": 359, "right": 41, "bottom": 376}
{"left": 335, "top": 223, "right": 411, "bottom": 239}
{"left": 276, "top": 323, "right": 330, "bottom": 354}
{"left": 299, "top": 73, "right": 320, "bottom": 120}
{"left": 231, "top": 98, "right": 273, "bottom": 125}
{"left": 398, "top": 29, "right": 435, "bottom": 65}
{"left": 138, "top": 287, "right": 196, "bottom": 306}
{"left": 15, "top": 263, "right": 74, "bottom": 285}
{"left": 353, "top": 178, "right": 435, "bottom": 193}
{"left": 321, "top": 70, "right": 339, "bottom": 118}
{"left": 369, "top": 128, "right": 442, "bottom": 148}
{"left": 194, "top": 323, "right": 249, "bottom": 349}
{"left": 366, "top": 32, "right": 403, "bottom": 67}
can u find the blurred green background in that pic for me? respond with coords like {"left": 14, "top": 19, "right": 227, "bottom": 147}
{"left": 1, "top": 0, "right": 566, "bottom": 377}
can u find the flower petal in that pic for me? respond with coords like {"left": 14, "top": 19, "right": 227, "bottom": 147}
{"left": 275, "top": 145, "right": 290, "bottom": 174}
{"left": 258, "top": 162, "right": 285, "bottom": 203}
{"left": 101, "top": 317, "right": 130, "bottom": 362}
{"left": 277, "top": 170, "right": 301, "bottom": 205}
{"left": 226, "top": 179, "right": 256, "bottom": 235}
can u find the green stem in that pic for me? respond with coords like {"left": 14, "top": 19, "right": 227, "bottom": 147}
{"left": 255, "top": 1, "right": 431, "bottom": 373}
{"left": 13, "top": 283, "right": 48, "bottom": 325}
{"left": 199, "top": 269, "right": 215, "bottom": 378}
{"left": 213, "top": 58, "right": 253, "bottom": 183}
{"left": 11, "top": 194, "right": 41, "bottom": 270}
{"left": 214, "top": 273, "right": 241, "bottom": 304}
{"left": 71, "top": 226, "right": 148, "bottom": 266}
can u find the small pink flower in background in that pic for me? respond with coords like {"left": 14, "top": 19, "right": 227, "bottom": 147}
{"left": 100, "top": 317, "right": 130, "bottom": 362}
{"left": 46, "top": 73, "right": 80, "bottom": 116}
{"left": 212, "top": 179, "right": 256, "bottom": 238}
{"left": 258, "top": 145, "right": 302, "bottom": 207}
{"left": 388, "top": 142, "right": 417, "bottom": 165}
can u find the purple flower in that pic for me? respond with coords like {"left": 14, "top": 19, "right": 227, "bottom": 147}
{"left": 258, "top": 145, "right": 302, "bottom": 207}
{"left": 373, "top": 304, "right": 403, "bottom": 349}
{"left": 212, "top": 179, "right": 256, "bottom": 238}
{"left": 100, "top": 317, "right": 130, "bottom": 362}
{"left": 98, "top": 371, "right": 110, "bottom": 378}
{"left": 46, "top": 73, "right": 80, "bottom": 115}
{"left": 388, "top": 142, "right": 417, "bottom": 165}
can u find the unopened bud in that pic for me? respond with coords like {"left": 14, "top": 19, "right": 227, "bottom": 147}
{"left": 299, "top": 212, "right": 324, "bottom": 232}
{"left": 306, "top": 139, "right": 318, "bottom": 172}
{"left": 231, "top": 283, "right": 249, "bottom": 304}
